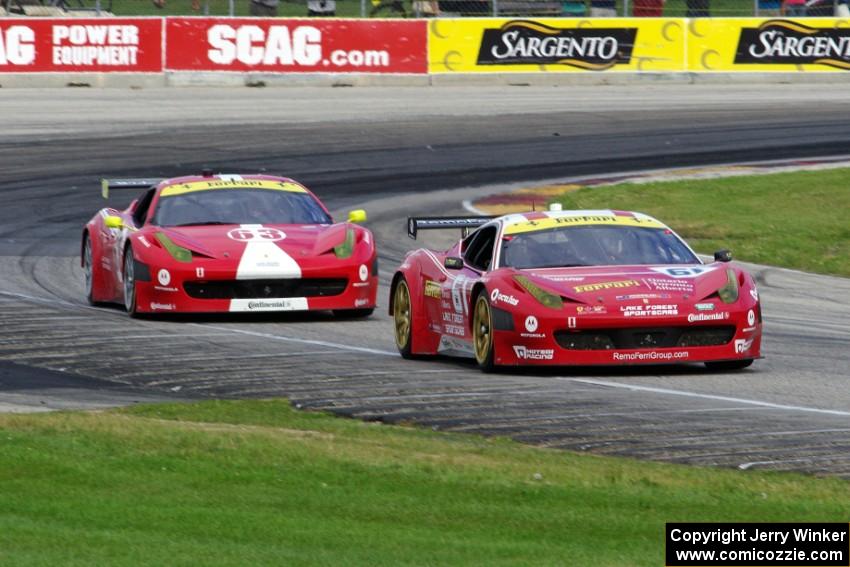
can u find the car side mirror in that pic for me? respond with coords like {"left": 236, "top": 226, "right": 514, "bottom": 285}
{"left": 445, "top": 256, "right": 463, "bottom": 270}
{"left": 714, "top": 249, "right": 733, "bottom": 263}
{"left": 104, "top": 215, "right": 124, "bottom": 229}
{"left": 348, "top": 209, "right": 367, "bottom": 224}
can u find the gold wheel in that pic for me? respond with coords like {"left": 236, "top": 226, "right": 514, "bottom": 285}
{"left": 393, "top": 279, "right": 412, "bottom": 352}
{"left": 473, "top": 294, "right": 493, "bottom": 366}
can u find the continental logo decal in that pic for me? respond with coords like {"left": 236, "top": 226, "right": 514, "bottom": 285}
{"left": 424, "top": 280, "right": 441, "bottom": 299}
{"left": 476, "top": 20, "right": 637, "bottom": 70}
{"left": 735, "top": 20, "right": 850, "bottom": 69}
{"left": 161, "top": 179, "right": 308, "bottom": 197}
{"left": 574, "top": 279, "right": 639, "bottom": 293}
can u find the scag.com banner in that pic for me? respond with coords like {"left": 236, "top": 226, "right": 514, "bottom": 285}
{"left": 428, "top": 18, "right": 686, "bottom": 73}
{"left": 688, "top": 18, "right": 850, "bottom": 72}
{"left": 0, "top": 18, "right": 163, "bottom": 72}
{"left": 165, "top": 18, "right": 427, "bottom": 74}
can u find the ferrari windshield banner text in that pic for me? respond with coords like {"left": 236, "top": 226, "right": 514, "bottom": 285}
{"left": 0, "top": 18, "right": 163, "bottom": 72}
{"left": 165, "top": 18, "right": 427, "bottom": 74}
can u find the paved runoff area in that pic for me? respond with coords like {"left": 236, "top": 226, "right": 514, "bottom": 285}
{"left": 1, "top": 84, "right": 850, "bottom": 475}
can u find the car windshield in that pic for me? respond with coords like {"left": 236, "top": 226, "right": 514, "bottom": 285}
{"left": 500, "top": 225, "right": 700, "bottom": 269}
{"left": 152, "top": 188, "right": 332, "bottom": 227}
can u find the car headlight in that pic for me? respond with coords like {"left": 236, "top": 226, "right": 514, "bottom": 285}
{"left": 717, "top": 268, "right": 739, "bottom": 304}
{"left": 155, "top": 232, "right": 192, "bottom": 263}
{"left": 333, "top": 228, "right": 355, "bottom": 259}
{"left": 513, "top": 275, "right": 563, "bottom": 310}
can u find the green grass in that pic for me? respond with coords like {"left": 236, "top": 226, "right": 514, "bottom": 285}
{"left": 2, "top": 399, "right": 850, "bottom": 566}
{"left": 552, "top": 167, "right": 850, "bottom": 277}
{"left": 89, "top": 0, "right": 766, "bottom": 17}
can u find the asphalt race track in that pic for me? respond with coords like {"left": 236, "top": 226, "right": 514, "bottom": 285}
{"left": 2, "top": 85, "right": 850, "bottom": 475}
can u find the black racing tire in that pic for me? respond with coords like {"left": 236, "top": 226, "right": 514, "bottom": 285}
{"left": 705, "top": 359, "right": 754, "bottom": 371}
{"left": 472, "top": 290, "right": 496, "bottom": 373}
{"left": 392, "top": 277, "right": 415, "bottom": 359}
{"left": 123, "top": 246, "right": 140, "bottom": 318}
{"left": 82, "top": 233, "right": 98, "bottom": 306}
{"left": 333, "top": 308, "right": 374, "bottom": 319}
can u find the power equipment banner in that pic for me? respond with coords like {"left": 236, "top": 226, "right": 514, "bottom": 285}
{"left": 165, "top": 18, "right": 427, "bottom": 74}
{"left": 687, "top": 18, "right": 850, "bottom": 72}
{"left": 428, "top": 18, "right": 686, "bottom": 73}
{"left": 0, "top": 18, "right": 163, "bottom": 72}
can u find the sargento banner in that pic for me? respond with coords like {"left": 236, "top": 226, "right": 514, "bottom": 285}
{"left": 477, "top": 20, "right": 637, "bottom": 70}
{"left": 165, "top": 18, "right": 427, "bottom": 74}
{"left": 737, "top": 20, "right": 850, "bottom": 68}
{"left": 0, "top": 18, "right": 163, "bottom": 72}
{"left": 689, "top": 18, "right": 850, "bottom": 71}
{"left": 429, "top": 18, "right": 686, "bottom": 73}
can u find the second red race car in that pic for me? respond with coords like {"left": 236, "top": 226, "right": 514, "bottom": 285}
{"left": 390, "top": 209, "right": 762, "bottom": 371}
{"left": 83, "top": 173, "right": 378, "bottom": 317}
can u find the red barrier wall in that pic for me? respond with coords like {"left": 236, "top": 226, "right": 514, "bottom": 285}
{"left": 0, "top": 17, "right": 428, "bottom": 75}
{"left": 0, "top": 18, "right": 163, "bottom": 72}
{"left": 165, "top": 18, "right": 427, "bottom": 74}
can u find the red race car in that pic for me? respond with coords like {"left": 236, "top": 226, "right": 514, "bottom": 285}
{"left": 390, "top": 209, "right": 762, "bottom": 371}
{"left": 83, "top": 173, "right": 377, "bottom": 317}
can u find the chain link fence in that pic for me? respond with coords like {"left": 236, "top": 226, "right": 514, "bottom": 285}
{"left": 3, "top": 0, "right": 846, "bottom": 18}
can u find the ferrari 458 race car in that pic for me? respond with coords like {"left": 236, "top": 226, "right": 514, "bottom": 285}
{"left": 83, "top": 173, "right": 377, "bottom": 317}
{"left": 390, "top": 209, "right": 762, "bottom": 371}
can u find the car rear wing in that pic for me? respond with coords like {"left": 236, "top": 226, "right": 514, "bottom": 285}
{"left": 101, "top": 178, "right": 164, "bottom": 199}
{"left": 407, "top": 216, "right": 496, "bottom": 240}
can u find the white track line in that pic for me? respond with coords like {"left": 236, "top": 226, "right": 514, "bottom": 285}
{"left": 567, "top": 378, "right": 850, "bottom": 418}
{"left": 461, "top": 199, "right": 488, "bottom": 216}
{"left": 5, "top": 290, "right": 848, "bottom": 419}
{"left": 0, "top": 290, "right": 83, "bottom": 309}
{"left": 351, "top": 387, "right": 551, "bottom": 402}
{"left": 739, "top": 454, "right": 850, "bottom": 471}
{"left": 0, "top": 289, "right": 398, "bottom": 358}
{"left": 0, "top": 402, "right": 54, "bottom": 413}
{"left": 111, "top": 333, "right": 239, "bottom": 341}
{"left": 190, "top": 323, "right": 398, "bottom": 357}
{"left": 460, "top": 406, "right": 775, "bottom": 424}
{"left": 169, "top": 350, "right": 339, "bottom": 362}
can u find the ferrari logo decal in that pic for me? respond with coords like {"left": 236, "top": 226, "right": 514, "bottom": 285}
{"left": 574, "top": 279, "right": 639, "bottom": 293}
